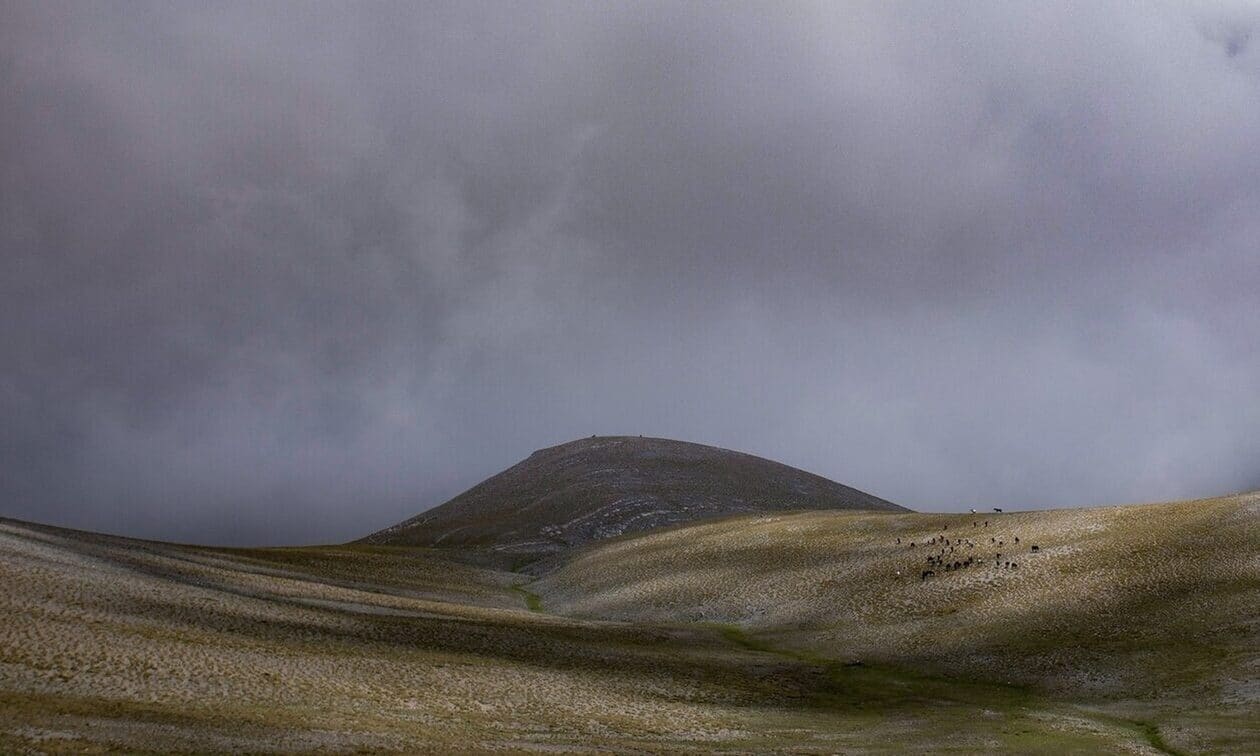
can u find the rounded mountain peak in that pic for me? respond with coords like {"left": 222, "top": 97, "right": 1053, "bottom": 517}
{"left": 358, "top": 435, "right": 904, "bottom": 558}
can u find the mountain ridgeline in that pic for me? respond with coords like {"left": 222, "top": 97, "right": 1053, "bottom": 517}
{"left": 359, "top": 436, "right": 903, "bottom": 557}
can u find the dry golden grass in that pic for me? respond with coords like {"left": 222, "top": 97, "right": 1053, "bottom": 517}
{"left": 0, "top": 494, "right": 1256, "bottom": 753}
{"left": 539, "top": 492, "right": 1260, "bottom": 752}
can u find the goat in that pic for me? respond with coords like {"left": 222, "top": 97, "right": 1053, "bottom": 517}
{"left": 993, "top": 507, "right": 1003, "bottom": 513}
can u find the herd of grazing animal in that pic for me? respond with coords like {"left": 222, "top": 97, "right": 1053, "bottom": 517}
{"left": 906, "top": 513, "right": 1042, "bottom": 582}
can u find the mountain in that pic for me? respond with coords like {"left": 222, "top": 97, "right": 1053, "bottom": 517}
{"left": 358, "top": 435, "right": 903, "bottom": 556}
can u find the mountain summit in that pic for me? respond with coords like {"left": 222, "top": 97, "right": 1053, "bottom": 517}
{"left": 358, "top": 436, "right": 903, "bottom": 557}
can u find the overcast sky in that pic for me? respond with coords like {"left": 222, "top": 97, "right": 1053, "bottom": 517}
{"left": 2, "top": 1, "right": 1258, "bottom": 545}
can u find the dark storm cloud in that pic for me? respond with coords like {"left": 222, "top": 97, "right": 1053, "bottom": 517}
{"left": 2, "top": 1, "right": 1258, "bottom": 544}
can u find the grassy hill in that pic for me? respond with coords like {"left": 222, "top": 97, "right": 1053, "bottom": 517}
{"left": 0, "top": 491, "right": 1256, "bottom": 752}
{"left": 358, "top": 435, "right": 903, "bottom": 560}
{"left": 537, "top": 492, "right": 1260, "bottom": 752}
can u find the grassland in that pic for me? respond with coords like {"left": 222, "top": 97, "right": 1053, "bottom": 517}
{"left": 0, "top": 493, "right": 1256, "bottom": 752}
{"left": 539, "top": 492, "right": 1260, "bottom": 753}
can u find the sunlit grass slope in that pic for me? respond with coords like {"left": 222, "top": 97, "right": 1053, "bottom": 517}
{"left": 537, "top": 492, "right": 1260, "bottom": 753}
{"left": 3, "top": 508, "right": 1240, "bottom": 753}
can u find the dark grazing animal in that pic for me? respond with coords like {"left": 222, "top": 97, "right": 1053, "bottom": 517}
{"left": 1030, "top": 545, "right": 1040, "bottom": 552}
{"left": 993, "top": 507, "right": 1003, "bottom": 513}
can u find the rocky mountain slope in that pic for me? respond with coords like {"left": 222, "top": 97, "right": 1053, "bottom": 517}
{"left": 358, "top": 435, "right": 903, "bottom": 557}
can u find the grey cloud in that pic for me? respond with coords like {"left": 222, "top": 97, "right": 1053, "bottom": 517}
{"left": 1, "top": 1, "right": 1257, "bottom": 544}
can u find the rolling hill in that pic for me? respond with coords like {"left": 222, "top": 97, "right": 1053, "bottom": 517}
{"left": 358, "top": 435, "right": 903, "bottom": 558}
{"left": 1, "top": 445, "right": 1256, "bottom": 752}
{"left": 4, "top": 492, "right": 1257, "bottom": 752}
{"left": 535, "top": 492, "right": 1260, "bottom": 752}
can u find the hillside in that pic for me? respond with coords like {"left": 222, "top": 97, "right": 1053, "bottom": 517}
{"left": 358, "top": 435, "right": 903, "bottom": 558}
{"left": 536, "top": 492, "right": 1260, "bottom": 752}
{"left": 6, "top": 499, "right": 1256, "bottom": 753}
{"left": 0, "top": 517, "right": 847, "bottom": 752}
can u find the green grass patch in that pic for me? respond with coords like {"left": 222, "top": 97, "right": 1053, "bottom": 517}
{"left": 511, "top": 583, "right": 543, "bottom": 612}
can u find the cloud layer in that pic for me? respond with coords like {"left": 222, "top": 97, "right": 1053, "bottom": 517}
{"left": 2, "top": 1, "right": 1258, "bottom": 544}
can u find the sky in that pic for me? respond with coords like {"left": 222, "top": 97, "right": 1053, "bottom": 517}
{"left": 2, "top": 1, "right": 1258, "bottom": 545}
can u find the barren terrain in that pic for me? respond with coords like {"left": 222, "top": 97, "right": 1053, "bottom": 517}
{"left": 360, "top": 436, "right": 903, "bottom": 560}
